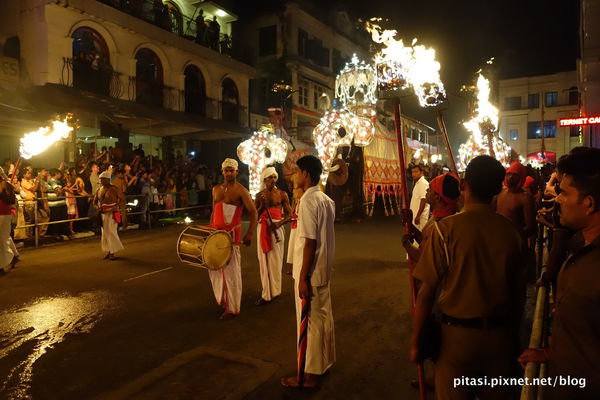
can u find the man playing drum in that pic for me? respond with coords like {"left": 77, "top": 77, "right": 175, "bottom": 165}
{"left": 254, "top": 166, "right": 292, "bottom": 305}
{"left": 209, "top": 158, "right": 257, "bottom": 319}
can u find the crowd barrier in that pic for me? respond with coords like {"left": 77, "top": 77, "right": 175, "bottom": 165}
{"left": 520, "top": 223, "right": 551, "bottom": 400}
{"left": 13, "top": 190, "right": 211, "bottom": 247}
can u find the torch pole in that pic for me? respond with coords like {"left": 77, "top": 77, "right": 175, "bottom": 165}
{"left": 392, "top": 97, "right": 426, "bottom": 400}
{"left": 10, "top": 157, "right": 22, "bottom": 185}
{"left": 435, "top": 110, "right": 459, "bottom": 176}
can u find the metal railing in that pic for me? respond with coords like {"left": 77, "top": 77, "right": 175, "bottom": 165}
{"left": 13, "top": 190, "right": 211, "bottom": 247}
{"left": 520, "top": 223, "right": 551, "bottom": 400}
{"left": 61, "top": 57, "right": 124, "bottom": 99}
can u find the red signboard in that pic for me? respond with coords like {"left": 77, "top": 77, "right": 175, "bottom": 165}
{"left": 559, "top": 116, "right": 600, "bottom": 126}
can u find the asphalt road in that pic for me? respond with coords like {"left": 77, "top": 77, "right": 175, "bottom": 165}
{"left": 0, "top": 217, "right": 419, "bottom": 400}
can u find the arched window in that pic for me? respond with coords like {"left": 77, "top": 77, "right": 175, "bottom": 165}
{"left": 164, "top": 1, "right": 183, "bottom": 35}
{"left": 221, "top": 78, "right": 239, "bottom": 123}
{"left": 135, "top": 48, "right": 163, "bottom": 107}
{"left": 71, "top": 27, "right": 111, "bottom": 95}
{"left": 184, "top": 65, "right": 206, "bottom": 116}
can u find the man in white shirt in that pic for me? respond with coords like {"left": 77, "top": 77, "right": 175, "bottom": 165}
{"left": 282, "top": 155, "right": 336, "bottom": 388}
{"left": 410, "top": 165, "right": 430, "bottom": 232}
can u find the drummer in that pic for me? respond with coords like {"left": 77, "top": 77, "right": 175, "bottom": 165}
{"left": 208, "top": 158, "right": 257, "bottom": 319}
{"left": 254, "top": 166, "right": 292, "bottom": 306}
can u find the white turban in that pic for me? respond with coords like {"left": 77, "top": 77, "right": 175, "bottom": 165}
{"left": 260, "top": 166, "right": 278, "bottom": 190}
{"left": 99, "top": 171, "right": 112, "bottom": 180}
{"left": 221, "top": 158, "right": 238, "bottom": 170}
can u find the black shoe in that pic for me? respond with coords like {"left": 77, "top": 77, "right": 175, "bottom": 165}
{"left": 255, "top": 298, "right": 271, "bottom": 306}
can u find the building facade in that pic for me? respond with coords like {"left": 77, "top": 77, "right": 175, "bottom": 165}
{"left": 579, "top": 0, "right": 600, "bottom": 148}
{"left": 498, "top": 71, "right": 580, "bottom": 162}
{"left": 0, "top": 0, "right": 254, "bottom": 167}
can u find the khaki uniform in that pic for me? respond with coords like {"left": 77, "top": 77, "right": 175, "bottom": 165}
{"left": 414, "top": 204, "right": 528, "bottom": 400}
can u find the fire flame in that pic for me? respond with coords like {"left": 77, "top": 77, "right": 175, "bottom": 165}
{"left": 19, "top": 116, "right": 74, "bottom": 159}
{"left": 366, "top": 20, "right": 446, "bottom": 106}
{"left": 458, "top": 73, "right": 511, "bottom": 169}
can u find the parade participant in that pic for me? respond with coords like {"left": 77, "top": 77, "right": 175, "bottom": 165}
{"left": 410, "top": 165, "right": 430, "bottom": 232}
{"left": 494, "top": 161, "right": 536, "bottom": 238}
{"left": 282, "top": 155, "right": 335, "bottom": 388}
{"left": 208, "top": 158, "right": 257, "bottom": 319}
{"left": 93, "top": 171, "right": 125, "bottom": 260}
{"left": 286, "top": 184, "right": 305, "bottom": 274}
{"left": 518, "top": 147, "right": 600, "bottom": 399}
{"left": 411, "top": 155, "right": 529, "bottom": 400}
{"left": 254, "top": 166, "right": 292, "bottom": 305}
{"left": 401, "top": 172, "right": 460, "bottom": 262}
{"left": 0, "top": 171, "right": 18, "bottom": 274}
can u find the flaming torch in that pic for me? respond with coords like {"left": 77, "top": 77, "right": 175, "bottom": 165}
{"left": 458, "top": 74, "right": 511, "bottom": 170}
{"left": 11, "top": 115, "right": 75, "bottom": 183}
{"left": 237, "top": 126, "right": 288, "bottom": 198}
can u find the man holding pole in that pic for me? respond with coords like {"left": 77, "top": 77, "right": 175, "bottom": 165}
{"left": 281, "top": 155, "right": 335, "bottom": 388}
{"left": 254, "top": 166, "right": 292, "bottom": 305}
{"left": 410, "top": 165, "right": 430, "bottom": 232}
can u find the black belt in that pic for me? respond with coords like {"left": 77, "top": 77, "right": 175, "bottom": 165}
{"left": 441, "top": 314, "right": 508, "bottom": 329}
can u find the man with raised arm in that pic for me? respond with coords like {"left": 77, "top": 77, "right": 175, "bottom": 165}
{"left": 208, "top": 158, "right": 257, "bottom": 319}
{"left": 254, "top": 166, "right": 292, "bottom": 305}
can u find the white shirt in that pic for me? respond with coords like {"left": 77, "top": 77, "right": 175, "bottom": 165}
{"left": 293, "top": 185, "right": 335, "bottom": 287}
{"left": 410, "top": 176, "right": 430, "bottom": 231}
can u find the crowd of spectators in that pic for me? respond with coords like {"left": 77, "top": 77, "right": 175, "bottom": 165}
{"left": 3, "top": 144, "right": 221, "bottom": 242}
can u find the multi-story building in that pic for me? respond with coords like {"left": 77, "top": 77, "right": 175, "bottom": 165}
{"left": 235, "top": 2, "right": 371, "bottom": 140}
{"left": 578, "top": 0, "right": 600, "bottom": 148}
{"left": 0, "top": 0, "right": 254, "bottom": 167}
{"left": 498, "top": 71, "right": 580, "bottom": 162}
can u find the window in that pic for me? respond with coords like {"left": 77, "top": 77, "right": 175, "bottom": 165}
{"left": 545, "top": 91, "right": 558, "bottom": 107}
{"left": 313, "top": 85, "right": 324, "bottom": 110}
{"left": 259, "top": 25, "right": 277, "bottom": 56}
{"left": 71, "top": 27, "right": 111, "bottom": 96}
{"left": 543, "top": 120, "right": 557, "bottom": 138}
{"left": 504, "top": 96, "right": 521, "bottom": 111}
{"left": 333, "top": 49, "right": 344, "bottom": 73}
{"left": 527, "top": 121, "right": 541, "bottom": 139}
{"left": 298, "top": 29, "right": 308, "bottom": 57}
{"left": 528, "top": 93, "right": 539, "bottom": 109}
{"left": 298, "top": 79, "right": 309, "bottom": 107}
{"left": 570, "top": 126, "right": 580, "bottom": 137}
{"left": 221, "top": 78, "right": 240, "bottom": 123}
{"left": 135, "top": 48, "right": 163, "bottom": 107}
{"left": 184, "top": 65, "right": 206, "bottom": 116}
{"left": 509, "top": 128, "right": 519, "bottom": 141}
{"left": 568, "top": 87, "right": 578, "bottom": 105}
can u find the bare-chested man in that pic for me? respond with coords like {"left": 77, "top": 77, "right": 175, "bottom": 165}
{"left": 94, "top": 171, "right": 125, "bottom": 260}
{"left": 209, "top": 158, "right": 257, "bottom": 319}
{"left": 494, "top": 161, "right": 536, "bottom": 238}
{"left": 254, "top": 166, "right": 292, "bottom": 305}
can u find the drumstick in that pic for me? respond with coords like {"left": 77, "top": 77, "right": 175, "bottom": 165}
{"left": 261, "top": 194, "right": 282, "bottom": 243}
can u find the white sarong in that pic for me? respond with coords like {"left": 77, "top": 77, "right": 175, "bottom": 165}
{"left": 286, "top": 227, "right": 297, "bottom": 264}
{"left": 208, "top": 203, "right": 242, "bottom": 314}
{"left": 294, "top": 279, "right": 336, "bottom": 375}
{"left": 256, "top": 221, "right": 284, "bottom": 301}
{"left": 208, "top": 246, "right": 241, "bottom": 314}
{"left": 101, "top": 213, "right": 124, "bottom": 254}
{"left": 0, "top": 215, "right": 15, "bottom": 269}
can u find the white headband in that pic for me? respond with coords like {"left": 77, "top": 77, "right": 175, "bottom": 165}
{"left": 221, "top": 158, "right": 238, "bottom": 170}
{"left": 260, "top": 166, "right": 278, "bottom": 190}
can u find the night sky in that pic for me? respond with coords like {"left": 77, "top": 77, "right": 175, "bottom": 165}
{"left": 234, "top": 0, "right": 581, "bottom": 149}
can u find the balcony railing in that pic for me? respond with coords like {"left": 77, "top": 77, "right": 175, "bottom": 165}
{"left": 61, "top": 57, "right": 124, "bottom": 98}
{"left": 96, "top": 0, "right": 239, "bottom": 60}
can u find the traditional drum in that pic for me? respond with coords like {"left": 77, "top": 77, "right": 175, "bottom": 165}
{"left": 177, "top": 226, "right": 232, "bottom": 270}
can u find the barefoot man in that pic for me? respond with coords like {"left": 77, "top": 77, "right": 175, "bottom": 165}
{"left": 282, "top": 155, "right": 335, "bottom": 388}
{"left": 94, "top": 171, "right": 125, "bottom": 260}
{"left": 255, "top": 166, "right": 292, "bottom": 305}
{"left": 209, "top": 158, "right": 257, "bottom": 319}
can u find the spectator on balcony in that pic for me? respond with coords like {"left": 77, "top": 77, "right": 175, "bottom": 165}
{"left": 220, "top": 34, "right": 231, "bottom": 56}
{"left": 195, "top": 9, "right": 208, "bottom": 45}
{"left": 208, "top": 16, "right": 220, "bottom": 51}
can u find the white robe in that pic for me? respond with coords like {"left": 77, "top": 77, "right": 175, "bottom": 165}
{"left": 256, "top": 220, "right": 284, "bottom": 301}
{"left": 286, "top": 226, "right": 297, "bottom": 264}
{"left": 0, "top": 215, "right": 15, "bottom": 269}
{"left": 101, "top": 212, "right": 124, "bottom": 254}
{"left": 208, "top": 203, "right": 242, "bottom": 314}
{"left": 294, "top": 279, "right": 336, "bottom": 375}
